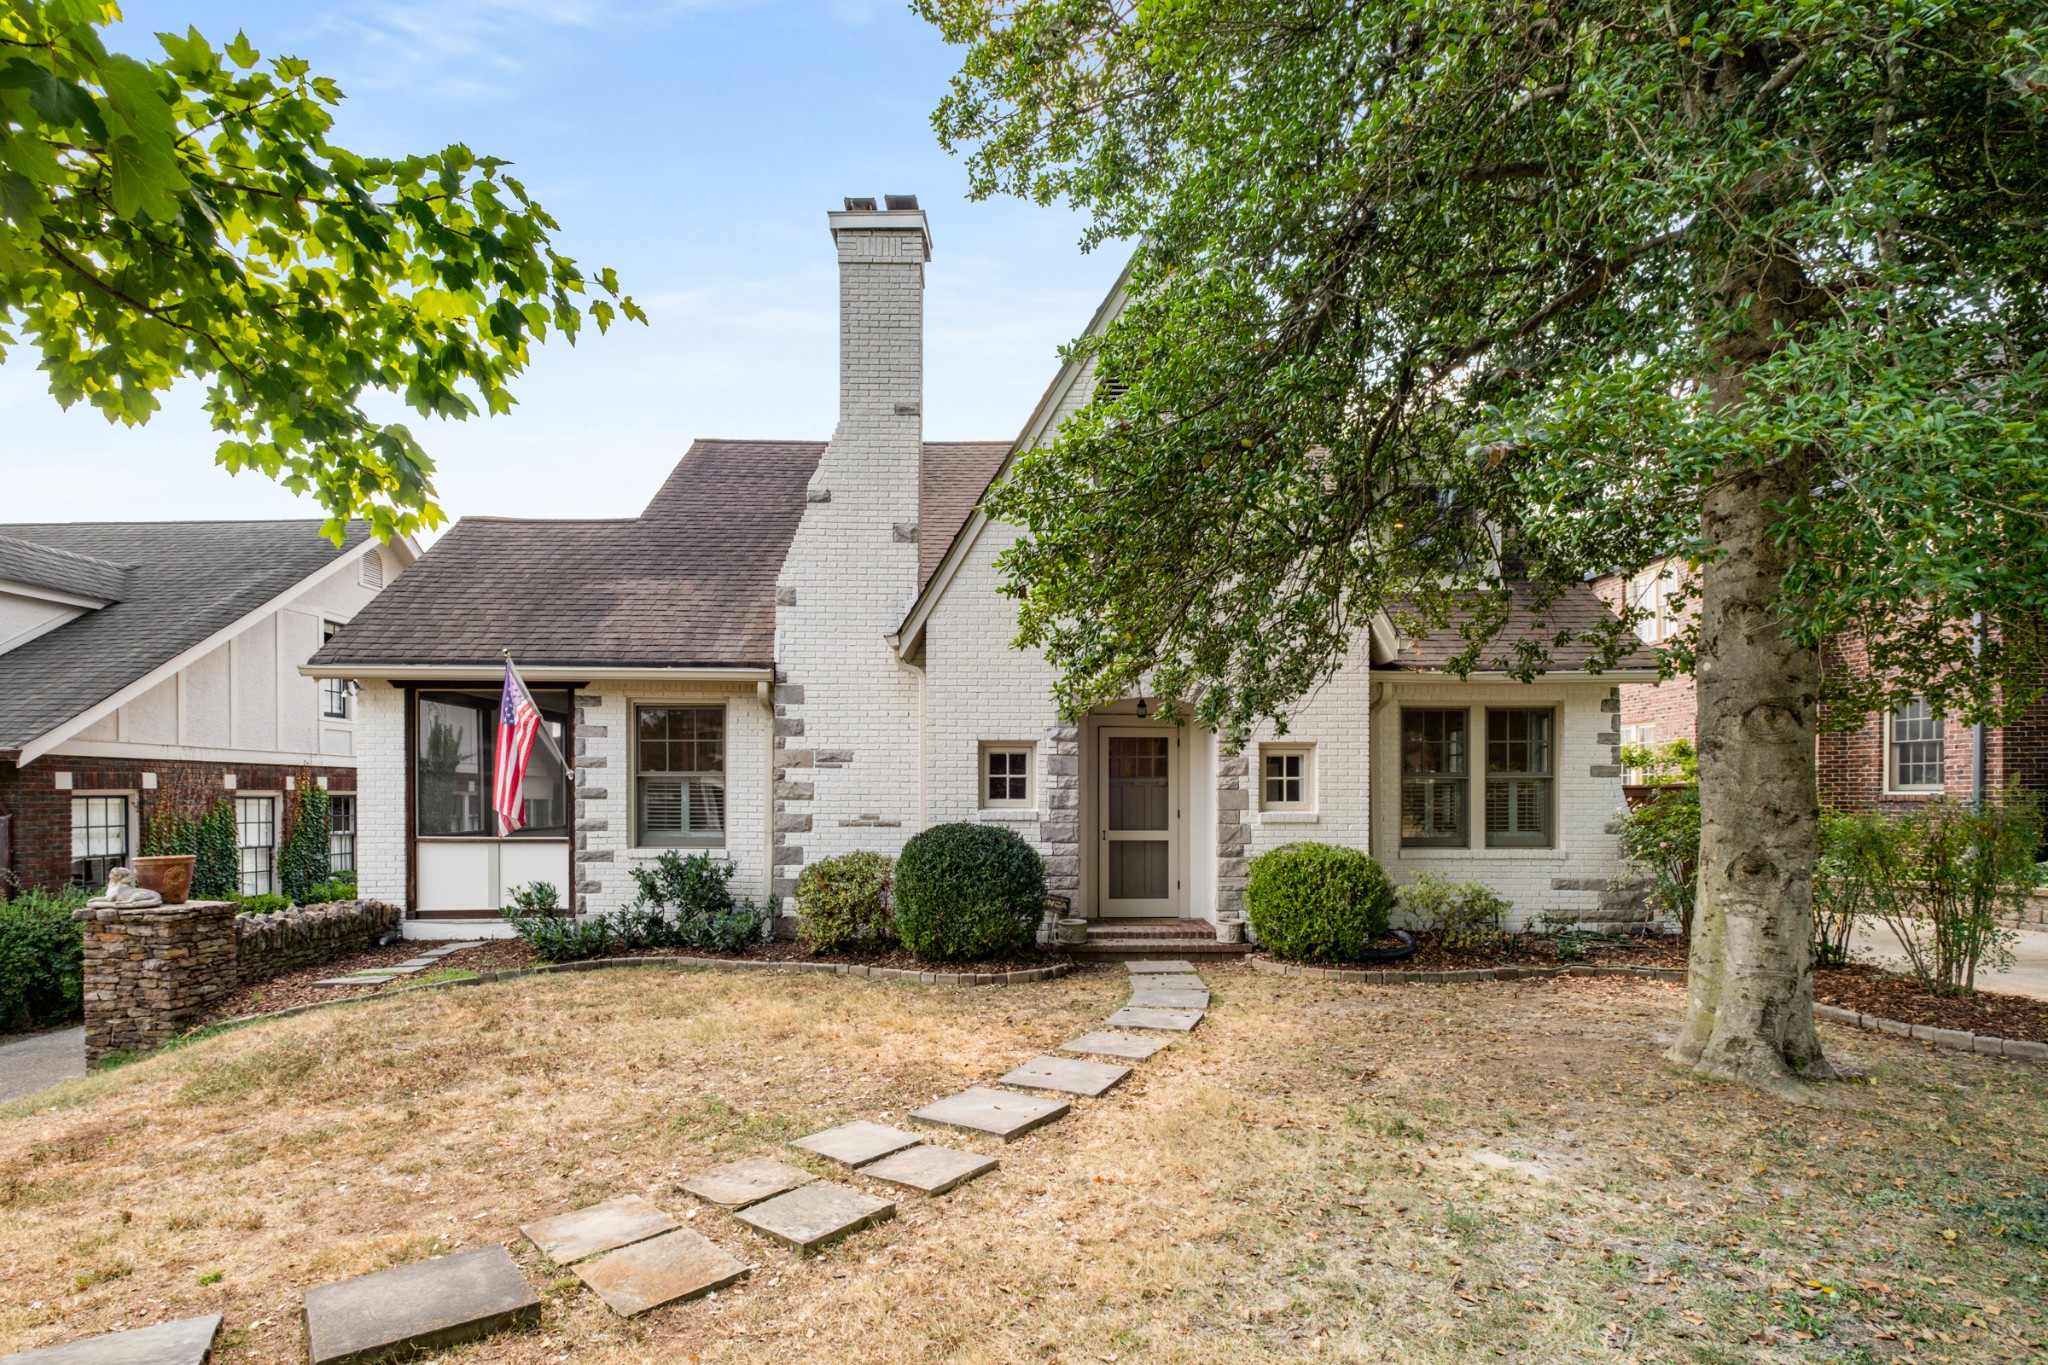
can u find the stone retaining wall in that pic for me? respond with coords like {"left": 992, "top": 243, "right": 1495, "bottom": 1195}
{"left": 2015, "top": 889, "right": 2048, "bottom": 930}
{"left": 75, "top": 900, "right": 238, "bottom": 1064}
{"left": 234, "top": 900, "right": 401, "bottom": 982}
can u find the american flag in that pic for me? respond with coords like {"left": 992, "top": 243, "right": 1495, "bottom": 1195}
{"left": 493, "top": 658, "right": 545, "bottom": 838}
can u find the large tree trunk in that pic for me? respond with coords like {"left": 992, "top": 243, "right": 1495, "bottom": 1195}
{"left": 1668, "top": 255, "right": 1835, "bottom": 1093}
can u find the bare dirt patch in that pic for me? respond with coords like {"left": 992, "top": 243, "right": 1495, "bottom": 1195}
{"left": 2, "top": 963, "right": 2044, "bottom": 1362}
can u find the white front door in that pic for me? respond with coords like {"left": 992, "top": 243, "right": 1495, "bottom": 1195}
{"left": 1097, "top": 728, "right": 1180, "bottom": 917}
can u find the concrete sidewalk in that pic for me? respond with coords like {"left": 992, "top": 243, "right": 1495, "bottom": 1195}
{"left": 0, "top": 1025, "right": 85, "bottom": 1107}
{"left": 1849, "top": 922, "right": 2048, "bottom": 1002}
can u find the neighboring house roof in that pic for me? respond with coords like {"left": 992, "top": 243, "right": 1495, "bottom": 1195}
{"left": 0, "top": 533, "right": 134, "bottom": 603}
{"left": 1378, "top": 582, "right": 1657, "bottom": 674}
{"left": 0, "top": 520, "right": 373, "bottom": 755}
{"left": 920, "top": 442, "right": 1012, "bottom": 590}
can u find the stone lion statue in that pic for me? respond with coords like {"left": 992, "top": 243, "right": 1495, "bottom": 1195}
{"left": 88, "top": 866, "right": 162, "bottom": 909}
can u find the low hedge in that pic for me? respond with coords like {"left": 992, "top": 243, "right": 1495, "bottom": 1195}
{"left": 0, "top": 886, "right": 87, "bottom": 1032}
{"left": 894, "top": 823, "right": 1045, "bottom": 962}
{"left": 796, "top": 851, "right": 895, "bottom": 951}
{"left": 1246, "top": 842, "right": 1394, "bottom": 962}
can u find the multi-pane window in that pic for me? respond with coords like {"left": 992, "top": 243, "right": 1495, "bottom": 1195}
{"left": 416, "top": 689, "right": 568, "bottom": 837}
{"left": 236, "top": 796, "right": 276, "bottom": 896}
{"left": 1400, "top": 710, "right": 1469, "bottom": 847}
{"left": 70, "top": 795, "right": 128, "bottom": 889}
{"left": 635, "top": 705, "right": 726, "bottom": 846}
{"left": 1485, "top": 709, "right": 1555, "bottom": 848}
{"left": 983, "top": 748, "right": 1032, "bottom": 808}
{"left": 1620, "top": 723, "right": 1656, "bottom": 784}
{"left": 1261, "top": 746, "right": 1312, "bottom": 810}
{"left": 1889, "top": 699, "right": 1945, "bottom": 791}
{"left": 1629, "top": 564, "right": 1682, "bottom": 643}
{"left": 329, "top": 794, "right": 356, "bottom": 873}
{"left": 320, "top": 622, "right": 352, "bottom": 719}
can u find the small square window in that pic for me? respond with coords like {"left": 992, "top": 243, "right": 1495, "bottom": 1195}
{"left": 982, "top": 747, "right": 1033, "bottom": 808}
{"left": 1260, "top": 745, "right": 1313, "bottom": 810}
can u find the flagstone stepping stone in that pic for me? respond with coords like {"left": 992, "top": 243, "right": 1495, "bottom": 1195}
{"left": 572, "top": 1228, "right": 748, "bottom": 1316}
{"left": 1127, "top": 987, "right": 1211, "bottom": 1010}
{"left": 1135, "top": 973, "right": 1208, "bottom": 991}
{"left": 0, "top": 1313, "right": 221, "bottom": 1365}
{"left": 910, "top": 1086, "right": 1070, "bottom": 1142}
{"left": 998, "top": 1054, "right": 1132, "bottom": 1098}
{"left": 791, "top": 1120, "right": 922, "bottom": 1168}
{"left": 1126, "top": 959, "right": 1198, "bottom": 974}
{"left": 313, "top": 975, "right": 397, "bottom": 987}
{"left": 1104, "top": 1006, "right": 1203, "bottom": 1033}
{"left": 520, "top": 1194, "right": 677, "bottom": 1264}
{"left": 857, "top": 1144, "right": 998, "bottom": 1195}
{"left": 418, "top": 943, "right": 477, "bottom": 958}
{"left": 1058, "top": 1030, "right": 1174, "bottom": 1061}
{"left": 681, "top": 1156, "right": 815, "bottom": 1209}
{"left": 734, "top": 1181, "right": 895, "bottom": 1253}
{"left": 302, "top": 1245, "right": 540, "bottom": 1365}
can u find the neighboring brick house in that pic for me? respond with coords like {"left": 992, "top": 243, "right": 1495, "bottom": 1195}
{"left": 310, "top": 197, "right": 1657, "bottom": 940}
{"left": 1590, "top": 563, "right": 2048, "bottom": 814}
{"left": 0, "top": 522, "right": 416, "bottom": 894}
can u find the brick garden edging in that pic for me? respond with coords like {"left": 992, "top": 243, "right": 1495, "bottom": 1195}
{"left": 1250, "top": 954, "right": 2048, "bottom": 1063}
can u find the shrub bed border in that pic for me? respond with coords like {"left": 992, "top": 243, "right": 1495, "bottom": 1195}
{"left": 1249, "top": 954, "right": 2048, "bottom": 1063}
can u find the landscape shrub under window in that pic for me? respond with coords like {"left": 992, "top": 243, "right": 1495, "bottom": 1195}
{"left": 1246, "top": 842, "right": 1394, "bottom": 962}
{"left": 0, "top": 885, "right": 87, "bottom": 1032}
{"left": 796, "top": 851, "right": 895, "bottom": 951}
{"left": 893, "top": 822, "right": 1045, "bottom": 962}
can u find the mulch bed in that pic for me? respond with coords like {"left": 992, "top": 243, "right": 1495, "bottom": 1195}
{"left": 627, "top": 938, "right": 1068, "bottom": 974}
{"left": 1397, "top": 931, "right": 1690, "bottom": 973}
{"left": 1814, "top": 962, "right": 2048, "bottom": 1044}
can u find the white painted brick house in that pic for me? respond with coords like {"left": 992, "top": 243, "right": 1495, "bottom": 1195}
{"left": 309, "top": 198, "right": 1654, "bottom": 940}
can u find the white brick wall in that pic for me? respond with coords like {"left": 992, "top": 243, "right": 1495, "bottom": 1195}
{"left": 353, "top": 683, "right": 407, "bottom": 905}
{"left": 573, "top": 683, "right": 772, "bottom": 914}
{"left": 1369, "top": 676, "right": 1629, "bottom": 927}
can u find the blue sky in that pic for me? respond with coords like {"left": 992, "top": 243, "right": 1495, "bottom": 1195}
{"left": 0, "top": 0, "right": 1125, "bottom": 532}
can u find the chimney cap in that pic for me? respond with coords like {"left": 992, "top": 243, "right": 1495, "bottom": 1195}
{"left": 884, "top": 194, "right": 919, "bottom": 211}
{"left": 828, "top": 195, "right": 933, "bottom": 260}
{"left": 844, "top": 196, "right": 878, "bottom": 211}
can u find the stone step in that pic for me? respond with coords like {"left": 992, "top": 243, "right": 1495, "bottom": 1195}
{"left": 302, "top": 1246, "right": 540, "bottom": 1365}
{"left": 910, "top": 1086, "right": 1071, "bottom": 1142}
{"left": 1058, "top": 1031, "right": 1174, "bottom": 1061}
{"left": 573, "top": 1228, "right": 748, "bottom": 1316}
{"left": 855, "top": 1144, "right": 999, "bottom": 1196}
{"left": 520, "top": 1194, "right": 677, "bottom": 1265}
{"left": 997, "top": 1054, "right": 1132, "bottom": 1098}
{"left": 1104, "top": 1006, "right": 1204, "bottom": 1033}
{"left": 1127, "top": 988, "right": 1211, "bottom": 1011}
{"left": 681, "top": 1157, "right": 814, "bottom": 1209}
{"left": 791, "top": 1120, "right": 923, "bottom": 1168}
{"left": 734, "top": 1182, "right": 895, "bottom": 1253}
{"left": 0, "top": 1313, "right": 220, "bottom": 1365}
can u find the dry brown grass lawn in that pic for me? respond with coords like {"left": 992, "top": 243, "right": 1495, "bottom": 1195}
{"left": 2, "top": 962, "right": 2045, "bottom": 1363}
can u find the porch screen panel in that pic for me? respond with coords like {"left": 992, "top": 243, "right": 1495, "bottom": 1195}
{"left": 1400, "top": 709, "right": 1468, "bottom": 847}
{"left": 1485, "top": 709, "right": 1554, "bottom": 848}
{"left": 1106, "top": 736, "right": 1170, "bottom": 900}
{"left": 636, "top": 705, "right": 726, "bottom": 846}
{"left": 417, "top": 689, "right": 569, "bottom": 837}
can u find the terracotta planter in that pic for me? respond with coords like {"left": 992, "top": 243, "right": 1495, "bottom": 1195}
{"left": 131, "top": 855, "right": 196, "bottom": 905}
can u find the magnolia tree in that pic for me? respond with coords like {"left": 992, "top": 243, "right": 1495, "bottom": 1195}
{"left": 921, "top": 0, "right": 2048, "bottom": 1093}
{"left": 0, "top": 1, "right": 640, "bottom": 538}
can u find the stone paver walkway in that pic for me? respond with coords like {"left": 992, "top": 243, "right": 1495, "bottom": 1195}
{"left": 0, "top": 1026, "right": 84, "bottom": 1107}
{"left": 682, "top": 1157, "right": 815, "bottom": 1208}
{"left": 315, "top": 941, "right": 481, "bottom": 988}
{"left": 0, "top": 1314, "right": 220, "bottom": 1365}
{"left": 911, "top": 1085, "right": 1071, "bottom": 1140}
{"left": 997, "top": 1054, "right": 1132, "bottom": 1098}
{"left": 520, "top": 1194, "right": 677, "bottom": 1264}
{"left": 302, "top": 1246, "right": 539, "bottom": 1365}
{"left": 572, "top": 1228, "right": 747, "bottom": 1315}
{"left": 735, "top": 1182, "right": 896, "bottom": 1252}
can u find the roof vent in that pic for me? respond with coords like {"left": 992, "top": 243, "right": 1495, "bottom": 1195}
{"left": 359, "top": 548, "right": 384, "bottom": 588}
{"left": 884, "top": 194, "right": 920, "bottom": 211}
{"left": 844, "top": 196, "right": 878, "bottom": 211}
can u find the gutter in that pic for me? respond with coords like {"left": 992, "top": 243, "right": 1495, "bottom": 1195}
{"left": 299, "top": 663, "right": 776, "bottom": 683}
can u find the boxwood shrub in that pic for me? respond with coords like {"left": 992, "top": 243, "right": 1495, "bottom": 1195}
{"left": 1246, "top": 842, "right": 1394, "bottom": 962}
{"left": 894, "top": 822, "right": 1045, "bottom": 962}
{"left": 0, "top": 886, "right": 87, "bottom": 1033}
{"left": 796, "top": 851, "right": 895, "bottom": 951}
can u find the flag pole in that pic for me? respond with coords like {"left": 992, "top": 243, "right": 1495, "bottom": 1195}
{"left": 502, "top": 650, "right": 570, "bottom": 770}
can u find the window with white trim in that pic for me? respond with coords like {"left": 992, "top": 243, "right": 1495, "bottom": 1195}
{"left": 1628, "top": 563, "right": 1682, "bottom": 643}
{"left": 981, "top": 746, "right": 1034, "bottom": 808}
{"left": 1400, "top": 709, "right": 1469, "bottom": 847}
{"left": 1259, "top": 745, "right": 1313, "bottom": 811}
{"left": 70, "top": 795, "right": 128, "bottom": 888}
{"left": 319, "top": 621, "right": 352, "bottom": 719}
{"left": 1485, "top": 708, "right": 1555, "bottom": 848}
{"left": 236, "top": 796, "right": 276, "bottom": 895}
{"left": 1888, "top": 699, "right": 1945, "bottom": 792}
{"left": 634, "top": 705, "right": 726, "bottom": 846}
{"left": 329, "top": 794, "right": 356, "bottom": 873}
{"left": 1620, "top": 723, "right": 1656, "bottom": 784}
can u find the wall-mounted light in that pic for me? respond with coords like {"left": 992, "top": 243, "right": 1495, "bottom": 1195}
{"left": 1135, "top": 697, "right": 1149, "bottom": 719}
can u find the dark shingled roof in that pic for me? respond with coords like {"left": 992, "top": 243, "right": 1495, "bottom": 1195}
{"left": 0, "top": 520, "right": 370, "bottom": 754}
{"left": 313, "top": 440, "right": 824, "bottom": 671}
{"left": 920, "top": 441, "right": 1012, "bottom": 589}
{"left": 0, "top": 534, "right": 134, "bottom": 603}
{"left": 314, "top": 437, "right": 1016, "bottom": 672}
{"left": 1380, "top": 582, "right": 1655, "bottom": 673}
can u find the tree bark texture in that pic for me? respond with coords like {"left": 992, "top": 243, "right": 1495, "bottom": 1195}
{"left": 1669, "top": 255, "right": 1835, "bottom": 1090}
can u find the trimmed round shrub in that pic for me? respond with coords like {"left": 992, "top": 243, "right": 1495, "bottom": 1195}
{"left": 1246, "top": 842, "right": 1395, "bottom": 962}
{"left": 796, "top": 851, "right": 896, "bottom": 951}
{"left": 894, "top": 822, "right": 1046, "bottom": 962}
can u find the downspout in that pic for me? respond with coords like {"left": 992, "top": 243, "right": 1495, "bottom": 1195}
{"left": 759, "top": 678, "right": 776, "bottom": 920}
{"left": 1972, "top": 613, "right": 1987, "bottom": 810}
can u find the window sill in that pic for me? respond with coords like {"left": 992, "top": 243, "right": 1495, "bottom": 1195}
{"left": 978, "top": 808, "right": 1041, "bottom": 822}
{"left": 1394, "top": 847, "right": 1569, "bottom": 861}
{"left": 1255, "top": 811, "right": 1319, "bottom": 825}
{"left": 628, "top": 845, "right": 728, "bottom": 854}
{"left": 1881, "top": 788, "right": 1945, "bottom": 799}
